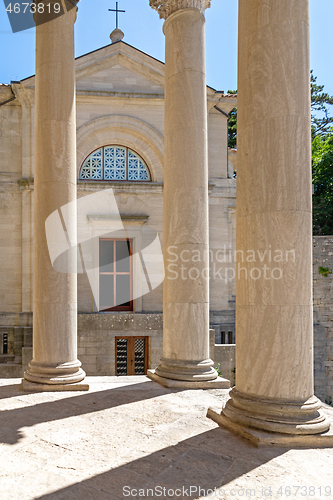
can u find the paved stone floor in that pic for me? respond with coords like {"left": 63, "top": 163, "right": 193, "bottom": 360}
{"left": 0, "top": 377, "right": 333, "bottom": 500}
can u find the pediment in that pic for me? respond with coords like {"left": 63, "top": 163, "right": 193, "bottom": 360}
{"left": 75, "top": 42, "right": 165, "bottom": 95}
{"left": 19, "top": 41, "right": 233, "bottom": 104}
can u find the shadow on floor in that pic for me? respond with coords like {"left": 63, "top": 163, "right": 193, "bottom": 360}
{"left": 0, "top": 381, "right": 25, "bottom": 400}
{"left": 33, "top": 426, "right": 286, "bottom": 500}
{"left": 0, "top": 379, "right": 182, "bottom": 445}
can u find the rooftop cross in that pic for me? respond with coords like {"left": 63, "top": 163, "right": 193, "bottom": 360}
{"left": 109, "top": 2, "right": 125, "bottom": 30}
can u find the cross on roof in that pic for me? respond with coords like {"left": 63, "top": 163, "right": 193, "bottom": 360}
{"left": 109, "top": 2, "right": 125, "bottom": 30}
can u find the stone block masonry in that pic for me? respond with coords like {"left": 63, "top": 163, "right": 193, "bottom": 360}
{"left": 0, "top": 237, "right": 332, "bottom": 393}
{"left": 77, "top": 313, "right": 163, "bottom": 376}
{"left": 313, "top": 236, "right": 333, "bottom": 403}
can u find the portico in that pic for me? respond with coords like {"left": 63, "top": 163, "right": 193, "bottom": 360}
{"left": 147, "top": 0, "right": 333, "bottom": 444}
{"left": 13, "top": 0, "right": 333, "bottom": 444}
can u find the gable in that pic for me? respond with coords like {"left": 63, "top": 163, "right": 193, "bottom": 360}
{"left": 19, "top": 41, "right": 231, "bottom": 103}
{"left": 76, "top": 62, "right": 164, "bottom": 94}
{"left": 75, "top": 42, "right": 165, "bottom": 95}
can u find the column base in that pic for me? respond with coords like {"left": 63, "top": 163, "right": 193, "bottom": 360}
{"left": 207, "top": 408, "right": 333, "bottom": 448}
{"left": 147, "top": 369, "right": 230, "bottom": 389}
{"left": 153, "top": 357, "right": 219, "bottom": 382}
{"left": 21, "top": 379, "right": 89, "bottom": 392}
{"left": 221, "top": 388, "right": 330, "bottom": 435}
{"left": 206, "top": 387, "right": 333, "bottom": 447}
{"left": 23, "top": 359, "right": 87, "bottom": 388}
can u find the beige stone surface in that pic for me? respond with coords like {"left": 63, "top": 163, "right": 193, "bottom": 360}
{"left": 77, "top": 313, "right": 163, "bottom": 375}
{"left": 23, "top": 5, "right": 85, "bottom": 386}
{"left": 152, "top": 4, "right": 216, "bottom": 382}
{"left": 226, "top": 0, "right": 325, "bottom": 434}
{"left": 147, "top": 369, "right": 229, "bottom": 388}
{"left": 313, "top": 237, "right": 333, "bottom": 402}
{"left": 0, "top": 37, "right": 235, "bottom": 324}
{"left": 214, "top": 344, "right": 235, "bottom": 386}
{"left": 1, "top": 377, "right": 333, "bottom": 500}
{"left": 208, "top": 407, "right": 333, "bottom": 448}
{"left": 0, "top": 16, "right": 332, "bottom": 404}
{"left": 236, "top": 304, "right": 313, "bottom": 400}
{"left": 0, "top": 100, "right": 22, "bottom": 313}
{"left": 208, "top": 111, "right": 228, "bottom": 179}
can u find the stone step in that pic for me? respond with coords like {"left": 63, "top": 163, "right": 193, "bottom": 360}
{"left": 0, "top": 355, "right": 15, "bottom": 364}
{"left": 0, "top": 363, "right": 22, "bottom": 378}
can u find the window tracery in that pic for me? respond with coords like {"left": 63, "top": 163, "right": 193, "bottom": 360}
{"left": 79, "top": 146, "right": 151, "bottom": 182}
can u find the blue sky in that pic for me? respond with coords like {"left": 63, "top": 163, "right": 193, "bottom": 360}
{"left": 0, "top": 0, "right": 332, "bottom": 95}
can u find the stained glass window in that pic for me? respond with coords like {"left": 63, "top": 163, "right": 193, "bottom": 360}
{"left": 79, "top": 146, "right": 151, "bottom": 182}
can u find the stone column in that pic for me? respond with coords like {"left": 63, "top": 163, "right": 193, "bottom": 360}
{"left": 23, "top": 1, "right": 88, "bottom": 390}
{"left": 208, "top": 0, "right": 332, "bottom": 443}
{"left": 148, "top": 0, "right": 227, "bottom": 388}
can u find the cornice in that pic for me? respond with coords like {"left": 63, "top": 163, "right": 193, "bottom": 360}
{"left": 87, "top": 214, "right": 149, "bottom": 226}
{"left": 77, "top": 181, "right": 164, "bottom": 195}
{"left": 149, "top": 0, "right": 211, "bottom": 19}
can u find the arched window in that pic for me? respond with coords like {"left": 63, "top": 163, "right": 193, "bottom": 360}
{"left": 79, "top": 146, "right": 151, "bottom": 182}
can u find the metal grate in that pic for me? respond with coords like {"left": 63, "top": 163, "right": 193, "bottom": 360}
{"left": 79, "top": 146, "right": 151, "bottom": 182}
{"left": 116, "top": 338, "right": 127, "bottom": 376}
{"left": 3, "top": 333, "right": 8, "bottom": 355}
{"left": 134, "top": 338, "right": 146, "bottom": 375}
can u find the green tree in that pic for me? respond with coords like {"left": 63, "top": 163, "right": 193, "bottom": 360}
{"left": 312, "top": 133, "right": 333, "bottom": 235}
{"left": 227, "top": 90, "right": 237, "bottom": 149}
{"left": 311, "top": 71, "right": 333, "bottom": 139}
{"left": 226, "top": 76, "right": 333, "bottom": 235}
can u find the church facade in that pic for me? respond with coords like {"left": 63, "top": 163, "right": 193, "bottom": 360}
{"left": 0, "top": 39, "right": 237, "bottom": 378}
{"left": 1, "top": 35, "right": 332, "bottom": 404}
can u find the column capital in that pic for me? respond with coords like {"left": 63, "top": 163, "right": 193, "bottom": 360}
{"left": 149, "top": 0, "right": 211, "bottom": 20}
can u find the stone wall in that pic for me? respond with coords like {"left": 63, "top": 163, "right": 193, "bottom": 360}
{"left": 0, "top": 313, "right": 32, "bottom": 378}
{"left": 209, "top": 237, "right": 333, "bottom": 397}
{"left": 313, "top": 236, "right": 333, "bottom": 403}
{"left": 209, "top": 329, "right": 235, "bottom": 386}
{"left": 14, "top": 313, "right": 163, "bottom": 377}
{"left": 210, "top": 309, "right": 235, "bottom": 344}
{"left": 77, "top": 313, "right": 163, "bottom": 376}
{"left": 214, "top": 344, "right": 236, "bottom": 387}
{"left": 1, "top": 237, "right": 332, "bottom": 393}
{"left": 0, "top": 99, "right": 23, "bottom": 313}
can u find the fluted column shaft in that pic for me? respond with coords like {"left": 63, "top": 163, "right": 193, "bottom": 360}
{"left": 223, "top": 0, "right": 329, "bottom": 434}
{"left": 149, "top": 1, "right": 217, "bottom": 382}
{"left": 23, "top": 1, "right": 86, "bottom": 387}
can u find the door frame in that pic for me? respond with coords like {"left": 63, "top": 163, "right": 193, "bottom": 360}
{"left": 115, "top": 336, "right": 149, "bottom": 375}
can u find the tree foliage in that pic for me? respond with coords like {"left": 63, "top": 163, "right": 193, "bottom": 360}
{"left": 227, "top": 90, "right": 237, "bottom": 149}
{"left": 311, "top": 71, "right": 333, "bottom": 139}
{"left": 311, "top": 73, "right": 333, "bottom": 235}
{"left": 312, "top": 133, "right": 333, "bottom": 235}
{"left": 226, "top": 75, "right": 333, "bottom": 235}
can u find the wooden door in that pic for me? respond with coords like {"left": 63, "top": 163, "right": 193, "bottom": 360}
{"left": 115, "top": 336, "right": 148, "bottom": 376}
